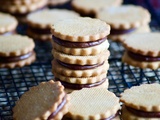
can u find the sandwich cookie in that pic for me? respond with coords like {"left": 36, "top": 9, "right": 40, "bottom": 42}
{"left": 96, "top": 5, "right": 151, "bottom": 42}
{"left": 13, "top": 80, "right": 70, "bottom": 120}
{"left": 0, "top": 12, "right": 18, "bottom": 35}
{"left": 51, "top": 17, "right": 110, "bottom": 92}
{"left": 71, "top": 0, "right": 122, "bottom": 17}
{"left": 27, "top": 9, "right": 79, "bottom": 41}
{"left": 122, "top": 33, "right": 160, "bottom": 70}
{"left": 0, "top": 35, "right": 36, "bottom": 68}
{"left": 64, "top": 88, "right": 120, "bottom": 120}
{"left": 120, "top": 84, "right": 160, "bottom": 120}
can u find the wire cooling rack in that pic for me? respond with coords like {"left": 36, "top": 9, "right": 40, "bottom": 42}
{"left": 0, "top": 0, "right": 160, "bottom": 119}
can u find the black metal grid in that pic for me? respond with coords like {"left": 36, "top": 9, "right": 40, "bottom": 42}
{"left": 0, "top": 0, "right": 160, "bottom": 119}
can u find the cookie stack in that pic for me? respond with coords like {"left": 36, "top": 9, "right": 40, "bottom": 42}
{"left": 51, "top": 17, "right": 110, "bottom": 93}
{"left": 0, "top": 0, "right": 47, "bottom": 23}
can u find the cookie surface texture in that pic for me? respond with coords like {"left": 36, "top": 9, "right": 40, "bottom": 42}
{"left": 13, "top": 80, "right": 69, "bottom": 120}
{"left": 65, "top": 88, "right": 120, "bottom": 120}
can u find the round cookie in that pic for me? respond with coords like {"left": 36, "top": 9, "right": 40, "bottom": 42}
{"left": 13, "top": 80, "right": 69, "bottom": 120}
{"left": 96, "top": 5, "right": 151, "bottom": 42}
{"left": 120, "top": 84, "right": 160, "bottom": 120}
{"left": 122, "top": 32, "right": 160, "bottom": 69}
{"left": 26, "top": 9, "right": 80, "bottom": 41}
{"left": 71, "top": 0, "right": 122, "bottom": 17}
{"left": 0, "top": 35, "right": 36, "bottom": 68}
{"left": 64, "top": 88, "right": 120, "bottom": 120}
{"left": 51, "top": 17, "right": 110, "bottom": 42}
{"left": 0, "top": 12, "right": 18, "bottom": 35}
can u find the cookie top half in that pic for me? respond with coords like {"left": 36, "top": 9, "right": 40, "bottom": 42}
{"left": 27, "top": 9, "right": 80, "bottom": 29}
{"left": 66, "top": 88, "right": 120, "bottom": 120}
{"left": 122, "top": 32, "right": 160, "bottom": 57}
{"left": 120, "top": 84, "right": 160, "bottom": 112}
{"left": 13, "top": 80, "right": 69, "bottom": 120}
{"left": 0, "top": 12, "right": 18, "bottom": 34}
{"left": 51, "top": 17, "right": 110, "bottom": 42}
{"left": 0, "top": 35, "right": 35, "bottom": 57}
{"left": 96, "top": 5, "right": 151, "bottom": 29}
{"left": 72, "top": 0, "right": 122, "bottom": 14}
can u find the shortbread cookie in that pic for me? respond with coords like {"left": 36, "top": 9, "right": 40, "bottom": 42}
{"left": 0, "top": 35, "right": 36, "bottom": 68}
{"left": 96, "top": 5, "right": 151, "bottom": 42}
{"left": 53, "top": 71, "right": 107, "bottom": 84}
{"left": 122, "top": 33, "right": 160, "bottom": 69}
{"left": 27, "top": 9, "right": 79, "bottom": 41}
{"left": 61, "top": 78, "right": 109, "bottom": 93}
{"left": 0, "top": 12, "right": 18, "bottom": 35}
{"left": 13, "top": 80, "right": 69, "bottom": 120}
{"left": 64, "top": 88, "right": 120, "bottom": 120}
{"left": 52, "top": 49, "right": 110, "bottom": 65}
{"left": 52, "top": 59, "right": 109, "bottom": 77}
{"left": 71, "top": 0, "right": 122, "bottom": 17}
{"left": 52, "top": 36, "right": 109, "bottom": 56}
{"left": 0, "top": 0, "right": 47, "bottom": 14}
{"left": 120, "top": 84, "right": 160, "bottom": 120}
{"left": 51, "top": 17, "right": 110, "bottom": 42}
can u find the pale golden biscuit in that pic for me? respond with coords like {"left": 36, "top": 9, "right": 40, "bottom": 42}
{"left": 0, "top": 35, "right": 35, "bottom": 57}
{"left": 52, "top": 49, "right": 110, "bottom": 65}
{"left": 51, "top": 17, "right": 110, "bottom": 42}
{"left": 0, "top": 35, "right": 36, "bottom": 68}
{"left": 0, "top": 0, "right": 40, "bottom": 5}
{"left": 48, "top": 0, "right": 70, "bottom": 6}
{"left": 65, "top": 88, "right": 120, "bottom": 120}
{"left": 109, "top": 24, "right": 151, "bottom": 42}
{"left": 27, "top": 9, "right": 80, "bottom": 29}
{"left": 0, "top": 12, "right": 18, "bottom": 34}
{"left": 53, "top": 71, "right": 107, "bottom": 84}
{"left": 0, "top": 0, "right": 47, "bottom": 14}
{"left": 72, "top": 0, "right": 122, "bottom": 16}
{"left": 120, "top": 84, "right": 160, "bottom": 120}
{"left": 13, "top": 80, "right": 69, "bottom": 120}
{"left": 52, "top": 38, "right": 109, "bottom": 56}
{"left": 64, "top": 79, "right": 109, "bottom": 93}
{"left": 122, "top": 32, "right": 160, "bottom": 69}
{"left": 52, "top": 59, "right": 109, "bottom": 77}
{"left": 96, "top": 5, "right": 150, "bottom": 29}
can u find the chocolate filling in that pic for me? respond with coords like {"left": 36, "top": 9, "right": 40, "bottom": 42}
{"left": 52, "top": 35, "right": 107, "bottom": 48}
{"left": 28, "top": 26, "right": 51, "bottom": 34}
{"left": 110, "top": 28, "right": 136, "bottom": 35}
{"left": 128, "top": 51, "right": 160, "bottom": 62}
{"left": 47, "top": 95, "right": 67, "bottom": 120}
{"left": 101, "top": 111, "right": 120, "bottom": 120}
{"left": 0, "top": 51, "right": 34, "bottom": 63}
{"left": 55, "top": 78, "right": 106, "bottom": 90}
{"left": 126, "top": 106, "right": 160, "bottom": 118}
{"left": 57, "top": 60, "right": 104, "bottom": 70}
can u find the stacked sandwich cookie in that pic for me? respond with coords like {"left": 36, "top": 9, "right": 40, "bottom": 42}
{"left": 0, "top": 12, "right": 18, "bottom": 36}
{"left": 96, "top": 5, "right": 151, "bottom": 42}
{"left": 0, "top": 0, "right": 47, "bottom": 23}
{"left": 0, "top": 35, "right": 36, "bottom": 68}
{"left": 51, "top": 17, "right": 110, "bottom": 93}
{"left": 13, "top": 80, "right": 70, "bottom": 120}
{"left": 120, "top": 84, "right": 160, "bottom": 120}
{"left": 26, "top": 9, "right": 79, "bottom": 41}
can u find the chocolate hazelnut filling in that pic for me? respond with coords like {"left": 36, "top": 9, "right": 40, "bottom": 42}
{"left": 57, "top": 60, "right": 104, "bottom": 70}
{"left": 52, "top": 35, "right": 107, "bottom": 48}
{"left": 47, "top": 95, "right": 67, "bottom": 120}
{"left": 126, "top": 105, "right": 160, "bottom": 118}
{"left": 55, "top": 78, "right": 106, "bottom": 90}
{"left": 101, "top": 111, "right": 120, "bottom": 120}
{"left": 28, "top": 26, "right": 51, "bottom": 34}
{"left": 128, "top": 51, "right": 160, "bottom": 62}
{"left": 110, "top": 28, "right": 136, "bottom": 35}
{"left": 0, "top": 51, "right": 34, "bottom": 63}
